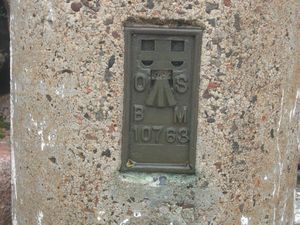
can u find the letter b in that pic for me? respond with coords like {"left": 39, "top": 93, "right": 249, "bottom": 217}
{"left": 134, "top": 105, "right": 144, "bottom": 121}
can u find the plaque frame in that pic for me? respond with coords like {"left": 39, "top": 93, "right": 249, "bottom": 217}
{"left": 121, "top": 25, "right": 203, "bottom": 174}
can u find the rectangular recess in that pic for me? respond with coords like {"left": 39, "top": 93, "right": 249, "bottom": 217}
{"left": 121, "top": 25, "right": 203, "bottom": 174}
{"left": 171, "top": 40, "right": 185, "bottom": 51}
{"left": 141, "top": 40, "right": 155, "bottom": 51}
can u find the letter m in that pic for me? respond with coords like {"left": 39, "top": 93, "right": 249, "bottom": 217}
{"left": 174, "top": 106, "right": 187, "bottom": 123}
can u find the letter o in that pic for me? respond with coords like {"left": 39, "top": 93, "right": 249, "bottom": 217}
{"left": 134, "top": 73, "right": 146, "bottom": 92}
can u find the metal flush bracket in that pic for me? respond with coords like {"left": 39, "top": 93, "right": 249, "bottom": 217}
{"left": 121, "top": 25, "right": 203, "bottom": 174}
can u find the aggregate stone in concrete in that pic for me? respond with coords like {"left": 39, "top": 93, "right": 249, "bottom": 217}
{"left": 10, "top": 0, "right": 300, "bottom": 224}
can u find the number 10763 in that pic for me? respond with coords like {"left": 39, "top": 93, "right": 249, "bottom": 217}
{"left": 132, "top": 125, "right": 189, "bottom": 144}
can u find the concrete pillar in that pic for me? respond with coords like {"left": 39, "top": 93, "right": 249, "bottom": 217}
{"left": 11, "top": 0, "right": 300, "bottom": 224}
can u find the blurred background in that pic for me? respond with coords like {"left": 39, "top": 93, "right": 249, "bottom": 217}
{"left": 0, "top": 0, "right": 11, "bottom": 224}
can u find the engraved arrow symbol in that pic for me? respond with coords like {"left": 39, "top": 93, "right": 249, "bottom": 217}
{"left": 145, "top": 70, "right": 176, "bottom": 107}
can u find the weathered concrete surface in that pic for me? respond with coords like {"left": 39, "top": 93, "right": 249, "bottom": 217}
{"left": 10, "top": 0, "right": 300, "bottom": 224}
{"left": 295, "top": 185, "right": 300, "bottom": 224}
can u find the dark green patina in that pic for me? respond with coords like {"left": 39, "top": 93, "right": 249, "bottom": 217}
{"left": 121, "top": 26, "right": 203, "bottom": 173}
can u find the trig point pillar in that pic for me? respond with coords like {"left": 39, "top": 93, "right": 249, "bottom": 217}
{"left": 11, "top": 0, "right": 300, "bottom": 224}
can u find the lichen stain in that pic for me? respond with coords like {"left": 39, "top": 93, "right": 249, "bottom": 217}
{"left": 119, "top": 218, "right": 129, "bottom": 225}
{"left": 133, "top": 211, "right": 141, "bottom": 218}
{"left": 97, "top": 210, "right": 105, "bottom": 222}
{"left": 241, "top": 215, "right": 249, "bottom": 225}
{"left": 37, "top": 211, "right": 44, "bottom": 225}
{"left": 13, "top": 213, "right": 17, "bottom": 225}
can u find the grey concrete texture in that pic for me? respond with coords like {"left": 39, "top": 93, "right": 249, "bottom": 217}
{"left": 10, "top": 0, "right": 300, "bottom": 224}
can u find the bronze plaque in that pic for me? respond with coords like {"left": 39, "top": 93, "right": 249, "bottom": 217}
{"left": 121, "top": 26, "right": 203, "bottom": 173}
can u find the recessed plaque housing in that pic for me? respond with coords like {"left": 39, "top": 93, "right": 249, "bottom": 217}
{"left": 121, "top": 26, "right": 203, "bottom": 174}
